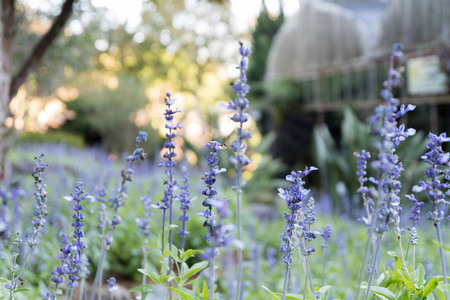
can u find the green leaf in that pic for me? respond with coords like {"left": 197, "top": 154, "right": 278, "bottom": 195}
{"left": 138, "top": 269, "right": 159, "bottom": 283}
{"left": 260, "top": 285, "right": 281, "bottom": 300}
{"left": 200, "top": 280, "right": 209, "bottom": 299}
{"left": 160, "top": 273, "right": 177, "bottom": 284}
{"left": 415, "top": 264, "right": 425, "bottom": 287}
{"left": 184, "top": 261, "right": 209, "bottom": 280}
{"left": 129, "top": 285, "right": 153, "bottom": 299}
{"left": 426, "top": 293, "right": 435, "bottom": 300}
{"left": 192, "top": 276, "right": 205, "bottom": 294}
{"left": 180, "top": 249, "right": 203, "bottom": 262}
{"left": 169, "top": 287, "right": 203, "bottom": 300}
{"left": 370, "top": 286, "right": 398, "bottom": 300}
{"left": 433, "top": 240, "right": 450, "bottom": 252}
{"left": 397, "top": 269, "right": 413, "bottom": 290}
{"left": 421, "top": 277, "right": 439, "bottom": 297}
{"left": 168, "top": 224, "right": 179, "bottom": 230}
{"left": 163, "top": 248, "right": 182, "bottom": 263}
{"left": 275, "top": 293, "right": 304, "bottom": 300}
{"left": 318, "top": 286, "right": 332, "bottom": 300}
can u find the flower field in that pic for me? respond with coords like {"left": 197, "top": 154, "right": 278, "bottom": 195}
{"left": 1, "top": 43, "right": 449, "bottom": 300}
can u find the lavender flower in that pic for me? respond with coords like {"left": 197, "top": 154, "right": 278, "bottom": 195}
{"left": 278, "top": 167, "right": 317, "bottom": 300}
{"left": 198, "top": 141, "right": 228, "bottom": 250}
{"left": 63, "top": 182, "right": 92, "bottom": 290}
{"left": 320, "top": 225, "right": 332, "bottom": 249}
{"left": 28, "top": 153, "right": 49, "bottom": 248}
{"left": 301, "top": 198, "right": 318, "bottom": 256}
{"left": 405, "top": 194, "right": 424, "bottom": 229}
{"left": 178, "top": 166, "right": 193, "bottom": 250}
{"left": 220, "top": 42, "right": 252, "bottom": 300}
{"left": 5, "top": 233, "right": 22, "bottom": 297}
{"left": 90, "top": 132, "right": 147, "bottom": 300}
{"left": 48, "top": 233, "right": 75, "bottom": 299}
{"left": 156, "top": 93, "right": 182, "bottom": 253}
{"left": 94, "top": 181, "right": 108, "bottom": 232}
{"left": 366, "top": 44, "right": 415, "bottom": 236}
{"left": 278, "top": 167, "right": 317, "bottom": 267}
{"left": 413, "top": 133, "right": 450, "bottom": 222}
{"left": 357, "top": 44, "right": 416, "bottom": 300}
{"left": 412, "top": 132, "right": 450, "bottom": 288}
{"left": 7, "top": 154, "right": 48, "bottom": 298}
{"left": 198, "top": 141, "right": 230, "bottom": 300}
{"left": 355, "top": 150, "right": 374, "bottom": 227}
{"left": 107, "top": 277, "right": 118, "bottom": 292}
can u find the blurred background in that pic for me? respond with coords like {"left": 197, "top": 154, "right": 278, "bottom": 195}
{"left": 3, "top": 0, "right": 450, "bottom": 213}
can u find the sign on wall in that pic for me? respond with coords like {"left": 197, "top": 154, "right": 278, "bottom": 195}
{"left": 407, "top": 55, "right": 448, "bottom": 95}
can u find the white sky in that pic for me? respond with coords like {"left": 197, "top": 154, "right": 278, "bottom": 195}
{"left": 89, "top": 0, "right": 300, "bottom": 33}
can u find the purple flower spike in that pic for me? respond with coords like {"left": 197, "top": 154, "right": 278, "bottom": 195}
{"left": 413, "top": 132, "right": 450, "bottom": 223}
{"left": 279, "top": 167, "right": 317, "bottom": 268}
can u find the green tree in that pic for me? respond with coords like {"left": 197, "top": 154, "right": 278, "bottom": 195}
{"left": 0, "top": 0, "right": 76, "bottom": 180}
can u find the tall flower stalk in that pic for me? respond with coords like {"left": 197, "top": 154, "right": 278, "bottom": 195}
{"left": 178, "top": 165, "right": 192, "bottom": 250}
{"left": 155, "top": 92, "right": 183, "bottom": 255}
{"left": 356, "top": 43, "right": 416, "bottom": 300}
{"left": 136, "top": 190, "right": 153, "bottom": 285}
{"left": 7, "top": 154, "right": 48, "bottom": 300}
{"left": 278, "top": 167, "right": 317, "bottom": 300}
{"left": 220, "top": 41, "right": 252, "bottom": 300}
{"left": 320, "top": 225, "right": 332, "bottom": 287}
{"left": 44, "top": 183, "right": 92, "bottom": 300}
{"left": 404, "top": 194, "right": 423, "bottom": 260}
{"left": 90, "top": 131, "right": 147, "bottom": 300}
{"left": 198, "top": 141, "right": 229, "bottom": 300}
{"left": 413, "top": 132, "right": 450, "bottom": 299}
{"left": 301, "top": 197, "right": 318, "bottom": 300}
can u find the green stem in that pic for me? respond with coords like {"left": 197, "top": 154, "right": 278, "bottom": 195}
{"left": 143, "top": 238, "right": 148, "bottom": 286}
{"left": 322, "top": 243, "right": 327, "bottom": 287}
{"left": 303, "top": 255, "right": 310, "bottom": 300}
{"left": 435, "top": 222, "right": 449, "bottom": 300}
{"left": 281, "top": 267, "right": 290, "bottom": 300}
{"left": 364, "top": 234, "right": 383, "bottom": 300}
{"left": 235, "top": 167, "right": 243, "bottom": 300}
{"left": 90, "top": 247, "right": 107, "bottom": 300}
{"left": 209, "top": 247, "right": 215, "bottom": 300}
{"left": 412, "top": 245, "right": 416, "bottom": 284}
{"left": 397, "top": 235, "right": 406, "bottom": 267}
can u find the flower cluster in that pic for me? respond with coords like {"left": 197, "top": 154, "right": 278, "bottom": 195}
{"left": 107, "top": 131, "right": 148, "bottom": 246}
{"left": 365, "top": 44, "right": 415, "bottom": 235}
{"left": 355, "top": 150, "right": 374, "bottom": 227}
{"left": 413, "top": 132, "right": 450, "bottom": 222}
{"left": 301, "top": 197, "right": 318, "bottom": 256}
{"left": 220, "top": 42, "right": 252, "bottom": 168}
{"left": 278, "top": 166, "right": 317, "bottom": 267}
{"left": 28, "top": 153, "right": 49, "bottom": 248}
{"left": 64, "top": 182, "right": 92, "bottom": 289}
{"left": 320, "top": 224, "right": 332, "bottom": 249}
{"left": 198, "top": 141, "right": 229, "bottom": 258}
{"left": 178, "top": 166, "right": 193, "bottom": 250}
{"left": 5, "top": 233, "right": 22, "bottom": 294}
{"left": 107, "top": 277, "right": 118, "bottom": 292}
{"left": 155, "top": 93, "right": 183, "bottom": 251}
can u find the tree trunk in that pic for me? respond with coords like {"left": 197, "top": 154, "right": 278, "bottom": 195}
{"left": 0, "top": 0, "right": 14, "bottom": 182}
{"left": 0, "top": 0, "right": 75, "bottom": 181}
